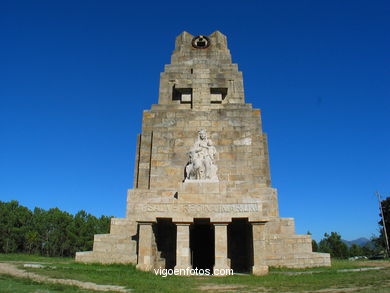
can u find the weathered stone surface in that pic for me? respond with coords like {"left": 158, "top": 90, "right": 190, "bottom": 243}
{"left": 75, "top": 31, "right": 330, "bottom": 273}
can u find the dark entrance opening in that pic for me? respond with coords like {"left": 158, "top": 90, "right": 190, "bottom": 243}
{"left": 190, "top": 219, "right": 214, "bottom": 271}
{"left": 154, "top": 218, "right": 176, "bottom": 269}
{"left": 228, "top": 218, "right": 253, "bottom": 273}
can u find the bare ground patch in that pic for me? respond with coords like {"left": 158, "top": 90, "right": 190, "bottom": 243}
{"left": 197, "top": 283, "right": 254, "bottom": 292}
{"left": 0, "top": 262, "right": 131, "bottom": 292}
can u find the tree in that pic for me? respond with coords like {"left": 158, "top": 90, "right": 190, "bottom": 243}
{"left": 349, "top": 243, "right": 363, "bottom": 257}
{"left": 312, "top": 239, "right": 318, "bottom": 252}
{"left": 377, "top": 196, "right": 390, "bottom": 255}
{"left": 318, "top": 232, "right": 349, "bottom": 258}
{"left": 0, "top": 201, "right": 111, "bottom": 257}
{"left": 25, "top": 230, "right": 40, "bottom": 254}
{"left": 0, "top": 201, "right": 32, "bottom": 253}
{"left": 45, "top": 208, "right": 73, "bottom": 256}
{"left": 32, "top": 207, "right": 50, "bottom": 256}
{"left": 68, "top": 210, "right": 95, "bottom": 254}
{"left": 361, "top": 243, "right": 375, "bottom": 257}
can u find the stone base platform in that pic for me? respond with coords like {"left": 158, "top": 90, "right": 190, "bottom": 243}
{"left": 75, "top": 212, "right": 330, "bottom": 271}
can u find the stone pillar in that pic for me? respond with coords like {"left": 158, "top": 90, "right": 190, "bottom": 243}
{"left": 174, "top": 223, "right": 191, "bottom": 270}
{"left": 136, "top": 222, "right": 154, "bottom": 271}
{"left": 192, "top": 67, "right": 211, "bottom": 109}
{"left": 252, "top": 222, "right": 269, "bottom": 275}
{"left": 214, "top": 223, "right": 230, "bottom": 271}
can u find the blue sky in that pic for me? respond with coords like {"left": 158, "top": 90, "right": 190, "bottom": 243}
{"left": 1, "top": 0, "right": 389, "bottom": 242}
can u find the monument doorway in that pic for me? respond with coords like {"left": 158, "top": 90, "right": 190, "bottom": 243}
{"left": 228, "top": 218, "right": 253, "bottom": 273}
{"left": 155, "top": 218, "right": 176, "bottom": 269}
{"left": 190, "top": 219, "right": 215, "bottom": 271}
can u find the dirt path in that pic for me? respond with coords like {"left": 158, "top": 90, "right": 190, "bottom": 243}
{"left": 0, "top": 262, "right": 131, "bottom": 292}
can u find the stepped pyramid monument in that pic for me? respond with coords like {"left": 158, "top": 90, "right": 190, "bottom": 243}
{"left": 76, "top": 31, "right": 331, "bottom": 274}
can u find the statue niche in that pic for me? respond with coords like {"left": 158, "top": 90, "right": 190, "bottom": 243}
{"left": 185, "top": 129, "right": 218, "bottom": 181}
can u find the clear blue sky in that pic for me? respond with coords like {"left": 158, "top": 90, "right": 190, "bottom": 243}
{"left": 1, "top": 0, "right": 389, "bottom": 242}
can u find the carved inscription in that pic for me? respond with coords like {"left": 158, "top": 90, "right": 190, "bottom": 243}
{"left": 137, "top": 203, "right": 259, "bottom": 214}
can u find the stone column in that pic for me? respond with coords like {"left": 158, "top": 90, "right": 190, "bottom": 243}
{"left": 214, "top": 223, "right": 230, "bottom": 271}
{"left": 174, "top": 223, "right": 191, "bottom": 270}
{"left": 252, "top": 222, "right": 269, "bottom": 275}
{"left": 136, "top": 222, "right": 154, "bottom": 271}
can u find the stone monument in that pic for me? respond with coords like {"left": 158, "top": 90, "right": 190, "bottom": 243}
{"left": 76, "top": 31, "right": 331, "bottom": 274}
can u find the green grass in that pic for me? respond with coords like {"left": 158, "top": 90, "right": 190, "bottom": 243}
{"left": 1, "top": 253, "right": 390, "bottom": 292}
{"left": 0, "top": 253, "right": 73, "bottom": 263}
{"left": 0, "top": 274, "right": 90, "bottom": 293}
{"left": 269, "top": 258, "right": 390, "bottom": 272}
{"left": 21, "top": 262, "right": 200, "bottom": 293}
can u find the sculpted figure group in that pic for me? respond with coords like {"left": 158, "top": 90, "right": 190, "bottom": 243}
{"left": 185, "top": 129, "right": 218, "bottom": 181}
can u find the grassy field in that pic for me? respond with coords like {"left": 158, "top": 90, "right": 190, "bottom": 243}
{"left": 0, "top": 274, "right": 86, "bottom": 293}
{"left": 0, "top": 253, "right": 389, "bottom": 292}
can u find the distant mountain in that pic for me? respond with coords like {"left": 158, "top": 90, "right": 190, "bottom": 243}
{"left": 342, "top": 237, "right": 372, "bottom": 247}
